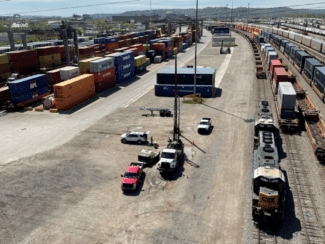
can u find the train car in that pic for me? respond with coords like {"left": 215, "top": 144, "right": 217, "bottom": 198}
{"left": 252, "top": 101, "right": 285, "bottom": 224}
{"left": 254, "top": 101, "right": 276, "bottom": 136}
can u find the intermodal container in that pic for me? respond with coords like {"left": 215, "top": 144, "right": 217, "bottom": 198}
{"left": 302, "top": 36, "right": 312, "bottom": 47}
{"left": 294, "top": 34, "right": 303, "bottom": 43}
{"left": 284, "top": 43, "right": 295, "bottom": 56}
{"left": 60, "top": 66, "right": 80, "bottom": 81}
{"left": 89, "top": 57, "right": 114, "bottom": 73}
{"left": 0, "top": 53, "right": 9, "bottom": 65}
{"left": 289, "top": 47, "right": 301, "bottom": 62}
{"left": 0, "top": 86, "right": 11, "bottom": 105}
{"left": 0, "top": 63, "right": 10, "bottom": 73}
{"left": 157, "top": 68, "right": 216, "bottom": 86}
{"left": 311, "top": 39, "right": 323, "bottom": 52}
{"left": 135, "top": 64, "right": 146, "bottom": 74}
{"left": 11, "top": 86, "right": 48, "bottom": 103}
{"left": 36, "top": 46, "right": 60, "bottom": 56}
{"left": 277, "top": 82, "right": 296, "bottom": 111}
{"left": 295, "top": 51, "right": 310, "bottom": 70}
{"left": 8, "top": 74, "right": 47, "bottom": 95}
{"left": 280, "top": 40, "right": 289, "bottom": 53}
{"left": 270, "top": 60, "right": 282, "bottom": 75}
{"left": 303, "top": 58, "right": 322, "bottom": 81}
{"left": 92, "top": 67, "right": 115, "bottom": 83}
{"left": 111, "top": 51, "right": 134, "bottom": 67}
{"left": 7, "top": 50, "right": 37, "bottom": 62}
{"left": 267, "top": 51, "right": 278, "bottom": 67}
{"left": 115, "top": 68, "right": 135, "bottom": 83}
{"left": 313, "top": 67, "right": 325, "bottom": 92}
{"left": 46, "top": 68, "right": 63, "bottom": 86}
{"left": 55, "top": 85, "right": 96, "bottom": 110}
{"left": 78, "top": 57, "right": 102, "bottom": 73}
{"left": 95, "top": 76, "right": 116, "bottom": 93}
{"left": 155, "top": 84, "right": 214, "bottom": 97}
{"left": 53, "top": 74, "right": 94, "bottom": 98}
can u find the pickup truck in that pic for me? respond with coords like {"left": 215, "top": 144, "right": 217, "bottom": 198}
{"left": 138, "top": 149, "right": 160, "bottom": 166}
{"left": 157, "top": 139, "right": 184, "bottom": 172}
{"left": 197, "top": 118, "right": 212, "bottom": 133}
{"left": 121, "top": 162, "right": 144, "bottom": 191}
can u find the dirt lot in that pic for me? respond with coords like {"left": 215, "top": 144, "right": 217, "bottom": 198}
{"left": 2, "top": 31, "right": 314, "bottom": 244}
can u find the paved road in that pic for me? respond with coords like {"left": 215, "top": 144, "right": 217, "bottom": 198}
{"left": 0, "top": 30, "right": 211, "bottom": 164}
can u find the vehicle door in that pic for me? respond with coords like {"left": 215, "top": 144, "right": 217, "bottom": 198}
{"left": 130, "top": 134, "right": 138, "bottom": 142}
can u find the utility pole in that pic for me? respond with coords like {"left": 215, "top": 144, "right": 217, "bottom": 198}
{"left": 194, "top": 0, "right": 198, "bottom": 97}
{"left": 247, "top": 3, "right": 250, "bottom": 24}
{"left": 231, "top": 0, "right": 233, "bottom": 23}
{"left": 173, "top": 53, "right": 179, "bottom": 141}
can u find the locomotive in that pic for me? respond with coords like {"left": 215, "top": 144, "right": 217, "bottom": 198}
{"left": 252, "top": 101, "right": 286, "bottom": 224}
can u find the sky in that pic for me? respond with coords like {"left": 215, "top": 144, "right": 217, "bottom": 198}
{"left": 0, "top": 0, "right": 319, "bottom": 17}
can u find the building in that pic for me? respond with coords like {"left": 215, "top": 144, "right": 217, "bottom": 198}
{"left": 13, "top": 14, "right": 21, "bottom": 20}
{"left": 82, "top": 14, "right": 92, "bottom": 21}
{"left": 112, "top": 14, "right": 159, "bottom": 23}
{"left": 72, "top": 14, "right": 82, "bottom": 21}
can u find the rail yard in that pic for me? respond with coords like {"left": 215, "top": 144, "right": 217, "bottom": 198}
{"left": 1, "top": 20, "right": 325, "bottom": 244}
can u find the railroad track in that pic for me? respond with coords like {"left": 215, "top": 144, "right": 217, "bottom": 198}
{"left": 283, "top": 134, "right": 325, "bottom": 244}
{"left": 253, "top": 226, "right": 277, "bottom": 244}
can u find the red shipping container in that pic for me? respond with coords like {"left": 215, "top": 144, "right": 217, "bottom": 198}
{"left": 127, "top": 48, "right": 139, "bottom": 57}
{"left": 274, "top": 67, "right": 288, "bottom": 87}
{"left": 7, "top": 50, "right": 37, "bottom": 62}
{"left": 152, "top": 43, "right": 166, "bottom": 50}
{"left": 46, "top": 68, "right": 63, "bottom": 86}
{"left": 131, "top": 44, "right": 143, "bottom": 53}
{"left": 79, "top": 46, "right": 94, "bottom": 55}
{"left": 0, "top": 86, "right": 11, "bottom": 105}
{"left": 13, "top": 63, "right": 39, "bottom": 75}
{"left": 11, "top": 58, "right": 38, "bottom": 70}
{"left": 92, "top": 67, "right": 115, "bottom": 83}
{"left": 166, "top": 46, "right": 173, "bottom": 52}
{"left": 0, "top": 63, "right": 10, "bottom": 73}
{"left": 95, "top": 76, "right": 116, "bottom": 93}
{"left": 270, "top": 60, "right": 282, "bottom": 75}
{"left": 118, "top": 40, "right": 126, "bottom": 48}
{"left": 36, "top": 46, "right": 60, "bottom": 56}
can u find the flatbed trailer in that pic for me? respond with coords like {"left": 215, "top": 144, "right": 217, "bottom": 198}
{"left": 5, "top": 92, "right": 50, "bottom": 111}
{"left": 302, "top": 72, "right": 312, "bottom": 86}
{"left": 311, "top": 82, "right": 325, "bottom": 103}
{"left": 305, "top": 114, "right": 325, "bottom": 161}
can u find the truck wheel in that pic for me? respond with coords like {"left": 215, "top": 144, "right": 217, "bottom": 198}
{"left": 137, "top": 140, "right": 142, "bottom": 144}
{"left": 122, "top": 139, "right": 126, "bottom": 143}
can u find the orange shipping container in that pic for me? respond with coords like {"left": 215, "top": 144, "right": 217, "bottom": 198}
{"left": 55, "top": 85, "right": 96, "bottom": 110}
{"left": 53, "top": 74, "right": 94, "bottom": 98}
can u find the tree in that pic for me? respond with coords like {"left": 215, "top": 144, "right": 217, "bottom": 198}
{"left": 120, "top": 21, "right": 130, "bottom": 30}
{"left": 75, "top": 27, "right": 82, "bottom": 36}
{"left": 95, "top": 19, "right": 106, "bottom": 33}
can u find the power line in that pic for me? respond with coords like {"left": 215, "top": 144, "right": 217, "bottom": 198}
{"left": 3, "top": 0, "right": 140, "bottom": 15}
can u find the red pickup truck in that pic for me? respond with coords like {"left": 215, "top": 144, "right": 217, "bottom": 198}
{"left": 121, "top": 162, "right": 144, "bottom": 191}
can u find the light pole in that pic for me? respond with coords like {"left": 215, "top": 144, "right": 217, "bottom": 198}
{"left": 194, "top": 0, "right": 198, "bottom": 97}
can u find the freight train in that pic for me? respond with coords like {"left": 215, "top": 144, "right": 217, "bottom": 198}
{"left": 252, "top": 101, "right": 286, "bottom": 224}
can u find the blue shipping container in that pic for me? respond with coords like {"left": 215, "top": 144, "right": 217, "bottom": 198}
{"left": 213, "top": 27, "right": 229, "bottom": 34}
{"left": 11, "top": 86, "right": 48, "bottom": 103}
{"left": 313, "top": 67, "right": 325, "bottom": 88}
{"left": 182, "top": 43, "right": 187, "bottom": 49}
{"left": 146, "top": 50, "right": 155, "bottom": 58}
{"left": 155, "top": 84, "right": 214, "bottom": 97}
{"left": 157, "top": 68, "right": 216, "bottom": 86}
{"left": 290, "top": 47, "right": 301, "bottom": 62}
{"left": 116, "top": 68, "right": 135, "bottom": 83}
{"left": 166, "top": 51, "right": 172, "bottom": 58}
{"left": 304, "top": 58, "right": 322, "bottom": 81}
{"left": 264, "top": 46, "right": 274, "bottom": 55}
{"left": 111, "top": 51, "right": 135, "bottom": 67}
{"left": 8, "top": 74, "right": 47, "bottom": 95}
{"left": 285, "top": 43, "right": 295, "bottom": 55}
{"left": 295, "top": 51, "right": 310, "bottom": 70}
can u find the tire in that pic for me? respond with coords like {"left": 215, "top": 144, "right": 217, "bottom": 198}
{"left": 137, "top": 140, "right": 142, "bottom": 144}
{"left": 122, "top": 139, "right": 126, "bottom": 143}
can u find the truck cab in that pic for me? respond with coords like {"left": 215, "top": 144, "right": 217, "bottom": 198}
{"left": 121, "top": 162, "right": 144, "bottom": 191}
{"left": 157, "top": 139, "right": 184, "bottom": 172}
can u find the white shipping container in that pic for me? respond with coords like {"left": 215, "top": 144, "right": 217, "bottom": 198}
{"left": 272, "top": 28, "right": 278, "bottom": 34}
{"left": 60, "top": 66, "right": 80, "bottom": 81}
{"left": 154, "top": 56, "right": 162, "bottom": 63}
{"left": 311, "top": 39, "right": 323, "bottom": 52}
{"left": 145, "top": 58, "right": 151, "bottom": 66}
{"left": 295, "top": 34, "right": 303, "bottom": 43}
{"left": 283, "top": 30, "right": 289, "bottom": 38}
{"left": 302, "top": 36, "right": 312, "bottom": 47}
{"left": 322, "top": 43, "right": 325, "bottom": 54}
{"left": 268, "top": 27, "right": 272, "bottom": 32}
{"left": 288, "top": 32, "right": 295, "bottom": 40}
{"left": 89, "top": 57, "right": 114, "bottom": 73}
{"left": 277, "top": 82, "right": 296, "bottom": 110}
{"left": 278, "top": 30, "right": 283, "bottom": 36}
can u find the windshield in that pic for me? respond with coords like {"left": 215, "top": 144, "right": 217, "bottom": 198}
{"left": 138, "top": 155, "right": 150, "bottom": 162}
{"left": 200, "top": 121, "right": 208, "bottom": 125}
{"left": 124, "top": 172, "right": 137, "bottom": 178}
{"left": 161, "top": 152, "right": 175, "bottom": 159}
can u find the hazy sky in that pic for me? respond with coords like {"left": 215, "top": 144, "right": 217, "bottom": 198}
{"left": 0, "top": 0, "right": 316, "bottom": 17}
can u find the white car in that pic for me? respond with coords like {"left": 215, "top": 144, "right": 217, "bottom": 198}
{"left": 120, "top": 131, "right": 150, "bottom": 144}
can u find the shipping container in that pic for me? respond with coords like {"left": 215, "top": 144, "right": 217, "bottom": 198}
{"left": 11, "top": 86, "right": 48, "bottom": 103}
{"left": 311, "top": 39, "right": 323, "bottom": 52}
{"left": 0, "top": 53, "right": 9, "bottom": 65}
{"left": 267, "top": 51, "right": 278, "bottom": 67}
{"left": 60, "top": 66, "right": 80, "bottom": 81}
{"left": 157, "top": 68, "right": 216, "bottom": 86}
{"left": 115, "top": 68, "right": 135, "bottom": 83}
{"left": 55, "top": 85, "right": 96, "bottom": 110}
{"left": 134, "top": 55, "right": 146, "bottom": 67}
{"left": 8, "top": 74, "right": 47, "bottom": 95}
{"left": 46, "top": 67, "right": 64, "bottom": 86}
{"left": 155, "top": 84, "right": 214, "bottom": 97}
{"left": 135, "top": 64, "right": 146, "bottom": 74}
{"left": 95, "top": 76, "right": 116, "bottom": 93}
{"left": 288, "top": 32, "right": 295, "bottom": 40}
{"left": 7, "top": 50, "right": 37, "bottom": 62}
{"left": 54, "top": 74, "right": 94, "bottom": 98}
{"left": 264, "top": 46, "right": 274, "bottom": 56}
{"left": 36, "top": 46, "right": 60, "bottom": 56}
{"left": 289, "top": 47, "right": 301, "bottom": 62}
{"left": 89, "top": 57, "right": 114, "bottom": 73}
{"left": 280, "top": 40, "right": 289, "bottom": 53}
{"left": 303, "top": 58, "right": 322, "bottom": 81}
{"left": 111, "top": 51, "right": 134, "bottom": 67}
{"left": 295, "top": 51, "right": 310, "bottom": 70}
{"left": 277, "top": 82, "right": 296, "bottom": 112}
{"left": 302, "top": 36, "right": 312, "bottom": 47}
{"left": 294, "top": 34, "right": 303, "bottom": 43}
{"left": 92, "top": 67, "right": 115, "bottom": 83}
{"left": 313, "top": 67, "right": 325, "bottom": 90}
{"left": 154, "top": 56, "right": 162, "bottom": 63}
{"left": 0, "top": 86, "right": 11, "bottom": 105}
{"left": 78, "top": 57, "right": 102, "bottom": 73}
{"left": 270, "top": 60, "right": 282, "bottom": 75}
{"left": 284, "top": 43, "right": 295, "bottom": 56}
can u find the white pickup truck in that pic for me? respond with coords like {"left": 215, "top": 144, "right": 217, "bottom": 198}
{"left": 197, "top": 118, "right": 212, "bottom": 133}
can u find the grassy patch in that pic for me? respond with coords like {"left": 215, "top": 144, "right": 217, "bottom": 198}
{"left": 182, "top": 98, "right": 205, "bottom": 104}
{"left": 169, "top": 130, "right": 184, "bottom": 135}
